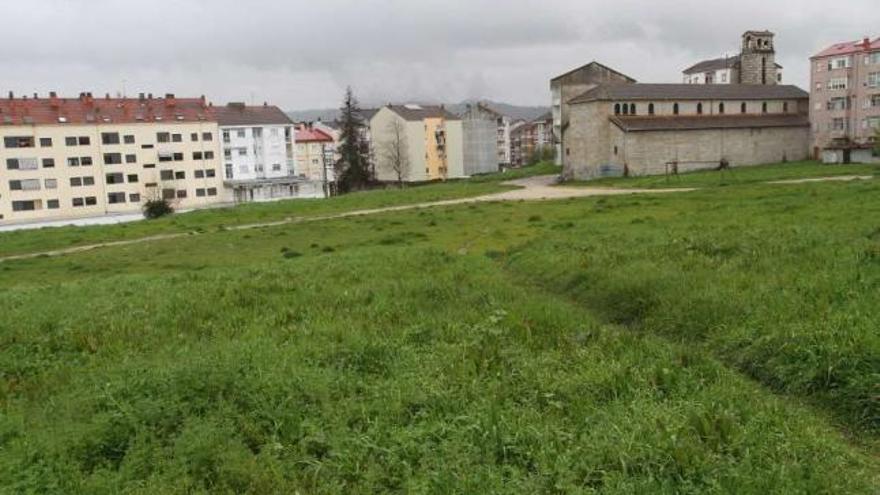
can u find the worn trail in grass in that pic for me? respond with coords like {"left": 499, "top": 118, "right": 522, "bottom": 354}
{"left": 1, "top": 165, "right": 879, "bottom": 492}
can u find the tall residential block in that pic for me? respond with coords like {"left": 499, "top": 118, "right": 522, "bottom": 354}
{"left": 370, "top": 105, "right": 465, "bottom": 182}
{"left": 809, "top": 36, "right": 880, "bottom": 163}
{"left": 0, "top": 92, "right": 224, "bottom": 225}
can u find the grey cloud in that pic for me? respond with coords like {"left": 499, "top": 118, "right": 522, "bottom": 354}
{"left": 1, "top": 0, "right": 879, "bottom": 109}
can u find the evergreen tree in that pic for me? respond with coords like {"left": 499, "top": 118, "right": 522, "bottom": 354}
{"left": 335, "top": 87, "right": 372, "bottom": 192}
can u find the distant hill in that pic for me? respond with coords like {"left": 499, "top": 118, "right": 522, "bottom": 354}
{"left": 287, "top": 100, "right": 549, "bottom": 124}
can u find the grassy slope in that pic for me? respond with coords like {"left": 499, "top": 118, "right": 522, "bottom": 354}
{"left": 1, "top": 163, "right": 879, "bottom": 492}
{"left": 0, "top": 162, "right": 560, "bottom": 259}
{"left": 574, "top": 161, "right": 879, "bottom": 189}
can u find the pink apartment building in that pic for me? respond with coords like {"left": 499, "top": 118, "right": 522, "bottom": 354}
{"left": 810, "top": 36, "right": 880, "bottom": 163}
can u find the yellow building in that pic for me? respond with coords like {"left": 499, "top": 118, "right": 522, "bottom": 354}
{"left": 0, "top": 92, "right": 225, "bottom": 225}
{"left": 369, "top": 104, "right": 464, "bottom": 182}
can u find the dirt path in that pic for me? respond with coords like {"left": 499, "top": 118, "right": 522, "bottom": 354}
{"left": 768, "top": 175, "right": 874, "bottom": 184}
{"left": 0, "top": 176, "right": 694, "bottom": 263}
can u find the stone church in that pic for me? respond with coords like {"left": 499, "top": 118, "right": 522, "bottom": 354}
{"left": 682, "top": 31, "right": 783, "bottom": 85}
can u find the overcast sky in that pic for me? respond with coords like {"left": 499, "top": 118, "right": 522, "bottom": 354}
{"left": 2, "top": 0, "right": 878, "bottom": 110}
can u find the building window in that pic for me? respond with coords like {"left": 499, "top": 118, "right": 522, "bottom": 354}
{"left": 613, "top": 145, "right": 618, "bottom": 155}
{"left": 101, "top": 132, "right": 120, "bottom": 145}
{"left": 741, "top": 102, "right": 747, "bottom": 114}
{"left": 196, "top": 188, "right": 206, "bottom": 197}
{"left": 104, "top": 153, "right": 123, "bottom": 165}
{"left": 622, "top": 104, "right": 629, "bottom": 115}
{"left": 107, "top": 192, "right": 126, "bottom": 204}
{"left": 191, "top": 133, "right": 199, "bottom": 142}
{"left": 237, "top": 148, "right": 247, "bottom": 156}
{"left": 157, "top": 132, "right": 170, "bottom": 143}
{"left": 272, "top": 163, "right": 281, "bottom": 171}
{"left": 72, "top": 197, "right": 84, "bottom": 207}
{"left": 79, "top": 137, "right": 90, "bottom": 145}
{"left": 204, "top": 151, "right": 214, "bottom": 159}
{"left": 4, "top": 136, "right": 35, "bottom": 148}
{"left": 47, "top": 199, "right": 60, "bottom": 209}
{"left": 719, "top": 103, "right": 725, "bottom": 114}
{"left": 12, "top": 200, "right": 39, "bottom": 211}
{"left": 44, "top": 178, "right": 58, "bottom": 189}
{"left": 222, "top": 130, "right": 230, "bottom": 143}
{"left": 127, "top": 174, "right": 139, "bottom": 183}
{"left": 202, "top": 132, "right": 213, "bottom": 141}
{"left": 160, "top": 170, "right": 174, "bottom": 181}
{"left": 129, "top": 193, "right": 141, "bottom": 203}
{"left": 697, "top": 103, "right": 703, "bottom": 114}
{"left": 106, "top": 173, "right": 124, "bottom": 184}
{"left": 162, "top": 189, "right": 176, "bottom": 200}
{"left": 673, "top": 103, "right": 679, "bottom": 115}
{"left": 142, "top": 144, "right": 154, "bottom": 149}
{"left": 70, "top": 177, "right": 83, "bottom": 187}
{"left": 205, "top": 169, "right": 216, "bottom": 178}
{"left": 173, "top": 152, "right": 184, "bottom": 161}
{"left": 207, "top": 188, "right": 217, "bottom": 196}
{"left": 125, "top": 154, "right": 137, "bottom": 164}
{"left": 65, "top": 136, "right": 78, "bottom": 146}
{"left": 648, "top": 103, "right": 655, "bottom": 115}
{"left": 9, "top": 179, "right": 41, "bottom": 191}
{"left": 67, "top": 157, "right": 80, "bottom": 167}
{"left": 175, "top": 171, "right": 186, "bottom": 180}
{"left": 124, "top": 135, "right": 135, "bottom": 144}
{"left": 81, "top": 156, "right": 93, "bottom": 166}
{"left": 143, "top": 163, "right": 156, "bottom": 169}
{"left": 83, "top": 176, "right": 95, "bottom": 186}
{"left": 42, "top": 158, "right": 55, "bottom": 168}
{"left": 762, "top": 102, "right": 768, "bottom": 113}
{"left": 629, "top": 104, "right": 636, "bottom": 115}
{"left": 236, "top": 129, "right": 246, "bottom": 138}
{"left": 828, "top": 78, "right": 848, "bottom": 90}
{"left": 783, "top": 102, "right": 789, "bottom": 113}
{"left": 176, "top": 189, "right": 187, "bottom": 199}
{"left": 193, "top": 151, "right": 203, "bottom": 160}
{"left": 195, "top": 170, "right": 205, "bottom": 178}
{"left": 172, "top": 134, "right": 182, "bottom": 143}
{"left": 614, "top": 103, "right": 621, "bottom": 115}
{"left": 39, "top": 137, "right": 53, "bottom": 147}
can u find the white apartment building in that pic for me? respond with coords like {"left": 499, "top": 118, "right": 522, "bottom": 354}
{"left": 215, "top": 103, "right": 323, "bottom": 202}
{"left": 1, "top": 92, "right": 225, "bottom": 225}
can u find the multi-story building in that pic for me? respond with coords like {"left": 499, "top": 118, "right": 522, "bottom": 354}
{"left": 459, "top": 103, "right": 500, "bottom": 175}
{"left": 683, "top": 31, "right": 784, "bottom": 85}
{"left": 809, "top": 36, "right": 880, "bottom": 163}
{"left": 216, "top": 103, "right": 321, "bottom": 202}
{"left": 370, "top": 104, "right": 465, "bottom": 182}
{"left": 564, "top": 84, "right": 810, "bottom": 179}
{"left": 551, "top": 62, "right": 636, "bottom": 166}
{"left": 0, "top": 92, "right": 225, "bottom": 225}
{"left": 295, "top": 124, "right": 336, "bottom": 194}
{"left": 510, "top": 113, "right": 553, "bottom": 167}
{"left": 458, "top": 103, "right": 514, "bottom": 167}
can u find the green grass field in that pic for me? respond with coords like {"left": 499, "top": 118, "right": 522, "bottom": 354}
{"left": 1, "top": 161, "right": 878, "bottom": 493}
{"left": 0, "top": 162, "right": 559, "bottom": 259}
{"left": 576, "top": 160, "right": 879, "bottom": 189}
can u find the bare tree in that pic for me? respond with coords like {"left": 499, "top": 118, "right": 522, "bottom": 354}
{"left": 382, "top": 119, "right": 409, "bottom": 187}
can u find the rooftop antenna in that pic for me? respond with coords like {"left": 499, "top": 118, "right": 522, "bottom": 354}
{"left": 122, "top": 79, "right": 127, "bottom": 98}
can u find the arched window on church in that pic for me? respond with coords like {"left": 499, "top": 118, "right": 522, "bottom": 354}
{"left": 762, "top": 102, "right": 768, "bottom": 113}
{"left": 673, "top": 103, "right": 679, "bottom": 115}
{"left": 630, "top": 104, "right": 636, "bottom": 115}
{"left": 719, "top": 103, "right": 725, "bottom": 114}
{"left": 648, "top": 103, "right": 655, "bottom": 115}
{"left": 783, "top": 102, "right": 789, "bottom": 113}
{"left": 697, "top": 103, "right": 703, "bottom": 115}
{"left": 614, "top": 103, "right": 620, "bottom": 115}
{"left": 741, "top": 102, "right": 747, "bottom": 114}
{"left": 622, "top": 104, "right": 629, "bottom": 115}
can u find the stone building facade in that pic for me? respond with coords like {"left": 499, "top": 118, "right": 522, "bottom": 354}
{"left": 683, "top": 31, "right": 782, "bottom": 85}
{"left": 550, "top": 62, "right": 636, "bottom": 165}
{"left": 809, "top": 36, "right": 880, "bottom": 163}
{"left": 563, "top": 84, "right": 810, "bottom": 180}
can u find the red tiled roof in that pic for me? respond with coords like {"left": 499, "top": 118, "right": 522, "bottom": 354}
{"left": 811, "top": 37, "right": 880, "bottom": 59}
{"left": 0, "top": 94, "right": 212, "bottom": 126}
{"left": 295, "top": 127, "right": 333, "bottom": 143}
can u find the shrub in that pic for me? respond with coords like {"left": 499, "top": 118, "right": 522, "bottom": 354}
{"left": 143, "top": 198, "right": 174, "bottom": 220}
